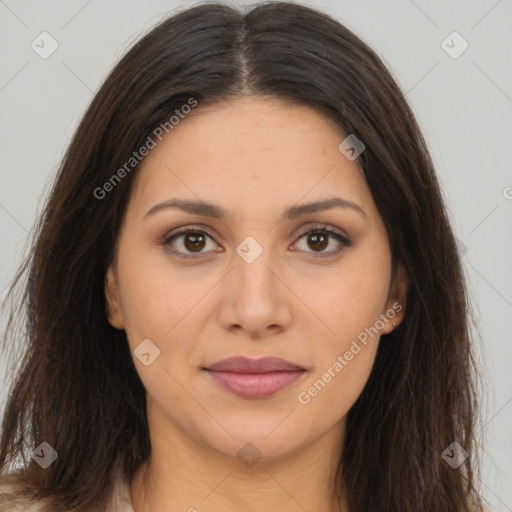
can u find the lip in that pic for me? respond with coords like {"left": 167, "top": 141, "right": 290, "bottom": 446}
{"left": 203, "top": 356, "right": 307, "bottom": 399}
{"left": 205, "top": 356, "right": 305, "bottom": 373}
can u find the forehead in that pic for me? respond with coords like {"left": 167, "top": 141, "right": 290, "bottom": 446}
{"left": 127, "top": 96, "right": 373, "bottom": 222}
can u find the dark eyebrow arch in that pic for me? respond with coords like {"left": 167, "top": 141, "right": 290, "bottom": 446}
{"left": 144, "top": 197, "right": 368, "bottom": 221}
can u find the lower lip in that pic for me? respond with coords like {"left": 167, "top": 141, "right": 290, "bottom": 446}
{"left": 204, "top": 369, "right": 306, "bottom": 399}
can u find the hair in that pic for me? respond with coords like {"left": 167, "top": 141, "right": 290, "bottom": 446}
{"left": 0, "top": 1, "right": 487, "bottom": 511}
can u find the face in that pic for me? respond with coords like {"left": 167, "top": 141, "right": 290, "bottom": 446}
{"left": 105, "top": 96, "right": 407, "bottom": 462}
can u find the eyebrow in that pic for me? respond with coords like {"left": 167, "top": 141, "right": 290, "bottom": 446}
{"left": 144, "top": 197, "right": 368, "bottom": 221}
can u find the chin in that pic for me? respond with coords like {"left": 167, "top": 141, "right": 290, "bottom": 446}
{"left": 199, "top": 421, "right": 310, "bottom": 464}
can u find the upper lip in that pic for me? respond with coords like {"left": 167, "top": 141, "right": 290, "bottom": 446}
{"left": 204, "top": 356, "right": 305, "bottom": 374}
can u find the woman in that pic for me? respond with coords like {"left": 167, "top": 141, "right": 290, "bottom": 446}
{"left": 0, "top": 2, "right": 487, "bottom": 511}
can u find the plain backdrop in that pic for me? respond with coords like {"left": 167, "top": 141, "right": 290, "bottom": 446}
{"left": 0, "top": 0, "right": 511, "bottom": 509}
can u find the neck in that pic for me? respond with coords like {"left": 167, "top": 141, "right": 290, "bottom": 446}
{"left": 130, "top": 407, "right": 348, "bottom": 512}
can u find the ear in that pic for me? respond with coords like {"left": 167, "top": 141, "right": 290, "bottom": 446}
{"left": 104, "top": 265, "right": 125, "bottom": 330}
{"left": 380, "top": 263, "right": 408, "bottom": 335}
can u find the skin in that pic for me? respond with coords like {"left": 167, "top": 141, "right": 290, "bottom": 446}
{"left": 105, "top": 96, "right": 408, "bottom": 512}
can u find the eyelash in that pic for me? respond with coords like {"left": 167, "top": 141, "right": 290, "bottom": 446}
{"left": 161, "top": 224, "right": 352, "bottom": 261}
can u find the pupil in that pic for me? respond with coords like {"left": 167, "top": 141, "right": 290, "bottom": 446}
{"left": 185, "top": 233, "right": 205, "bottom": 252}
{"left": 309, "top": 232, "right": 327, "bottom": 251}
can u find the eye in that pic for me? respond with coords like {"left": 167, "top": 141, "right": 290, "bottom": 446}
{"left": 162, "top": 227, "right": 220, "bottom": 260}
{"left": 292, "top": 224, "right": 352, "bottom": 259}
{"left": 161, "top": 224, "right": 352, "bottom": 260}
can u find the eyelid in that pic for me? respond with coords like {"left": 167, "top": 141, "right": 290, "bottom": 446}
{"left": 294, "top": 223, "right": 350, "bottom": 242}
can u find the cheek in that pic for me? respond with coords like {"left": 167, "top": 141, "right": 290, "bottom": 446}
{"left": 298, "top": 251, "right": 389, "bottom": 409}
{"left": 116, "top": 262, "right": 208, "bottom": 408}
{"left": 314, "top": 257, "right": 390, "bottom": 345}
{"left": 297, "top": 344, "right": 377, "bottom": 428}
{"left": 298, "top": 285, "right": 384, "bottom": 418}
{"left": 116, "top": 248, "right": 208, "bottom": 355}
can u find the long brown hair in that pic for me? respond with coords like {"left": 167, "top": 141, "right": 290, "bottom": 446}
{"left": 0, "top": 2, "right": 487, "bottom": 511}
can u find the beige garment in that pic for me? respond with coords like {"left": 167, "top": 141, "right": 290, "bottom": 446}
{"left": 0, "top": 474, "right": 134, "bottom": 512}
{"left": 109, "top": 475, "right": 135, "bottom": 511}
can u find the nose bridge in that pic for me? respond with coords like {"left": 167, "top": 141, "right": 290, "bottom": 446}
{"left": 213, "top": 217, "right": 300, "bottom": 336}
{"left": 234, "top": 234, "right": 277, "bottom": 296}
{"left": 221, "top": 233, "right": 291, "bottom": 334}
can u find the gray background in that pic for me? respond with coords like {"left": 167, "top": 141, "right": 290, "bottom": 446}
{"left": 0, "top": 0, "right": 511, "bottom": 509}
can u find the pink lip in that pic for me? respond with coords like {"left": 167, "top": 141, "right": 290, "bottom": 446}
{"left": 203, "top": 356, "right": 307, "bottom": 399}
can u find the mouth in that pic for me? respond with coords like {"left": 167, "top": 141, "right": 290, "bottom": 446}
{"left": 202, "top": 356, "right": 308, "bottom": 399}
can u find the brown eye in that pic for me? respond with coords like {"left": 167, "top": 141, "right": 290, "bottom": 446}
{"left": 306, "top": 232, "right": 329, "bottom": 252}
{"left": 163, "top": 228, "right": 218, "bottom": 259}
{"left": 293, "top": 226, "right": 352, "bottom": 259}
{"left": 182, "top": 232, "right": 207, "bottom": 252}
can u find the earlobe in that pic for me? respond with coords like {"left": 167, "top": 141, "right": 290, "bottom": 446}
{"left": 104, "top": 266, "right": 125, "bottom": 330}
{"left": 382, "top": 263, "right": 408, "bottom": 335}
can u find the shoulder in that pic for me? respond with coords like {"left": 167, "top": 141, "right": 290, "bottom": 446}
{"left": 0, "top": 481, "right": 48, "bottom": 512}
{"left": 0, "top": 473, "right": 133, "bottom": 512}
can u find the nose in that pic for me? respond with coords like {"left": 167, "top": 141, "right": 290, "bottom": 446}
{"left": 217, "top": 244, "right": 292, "bottom": 339}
